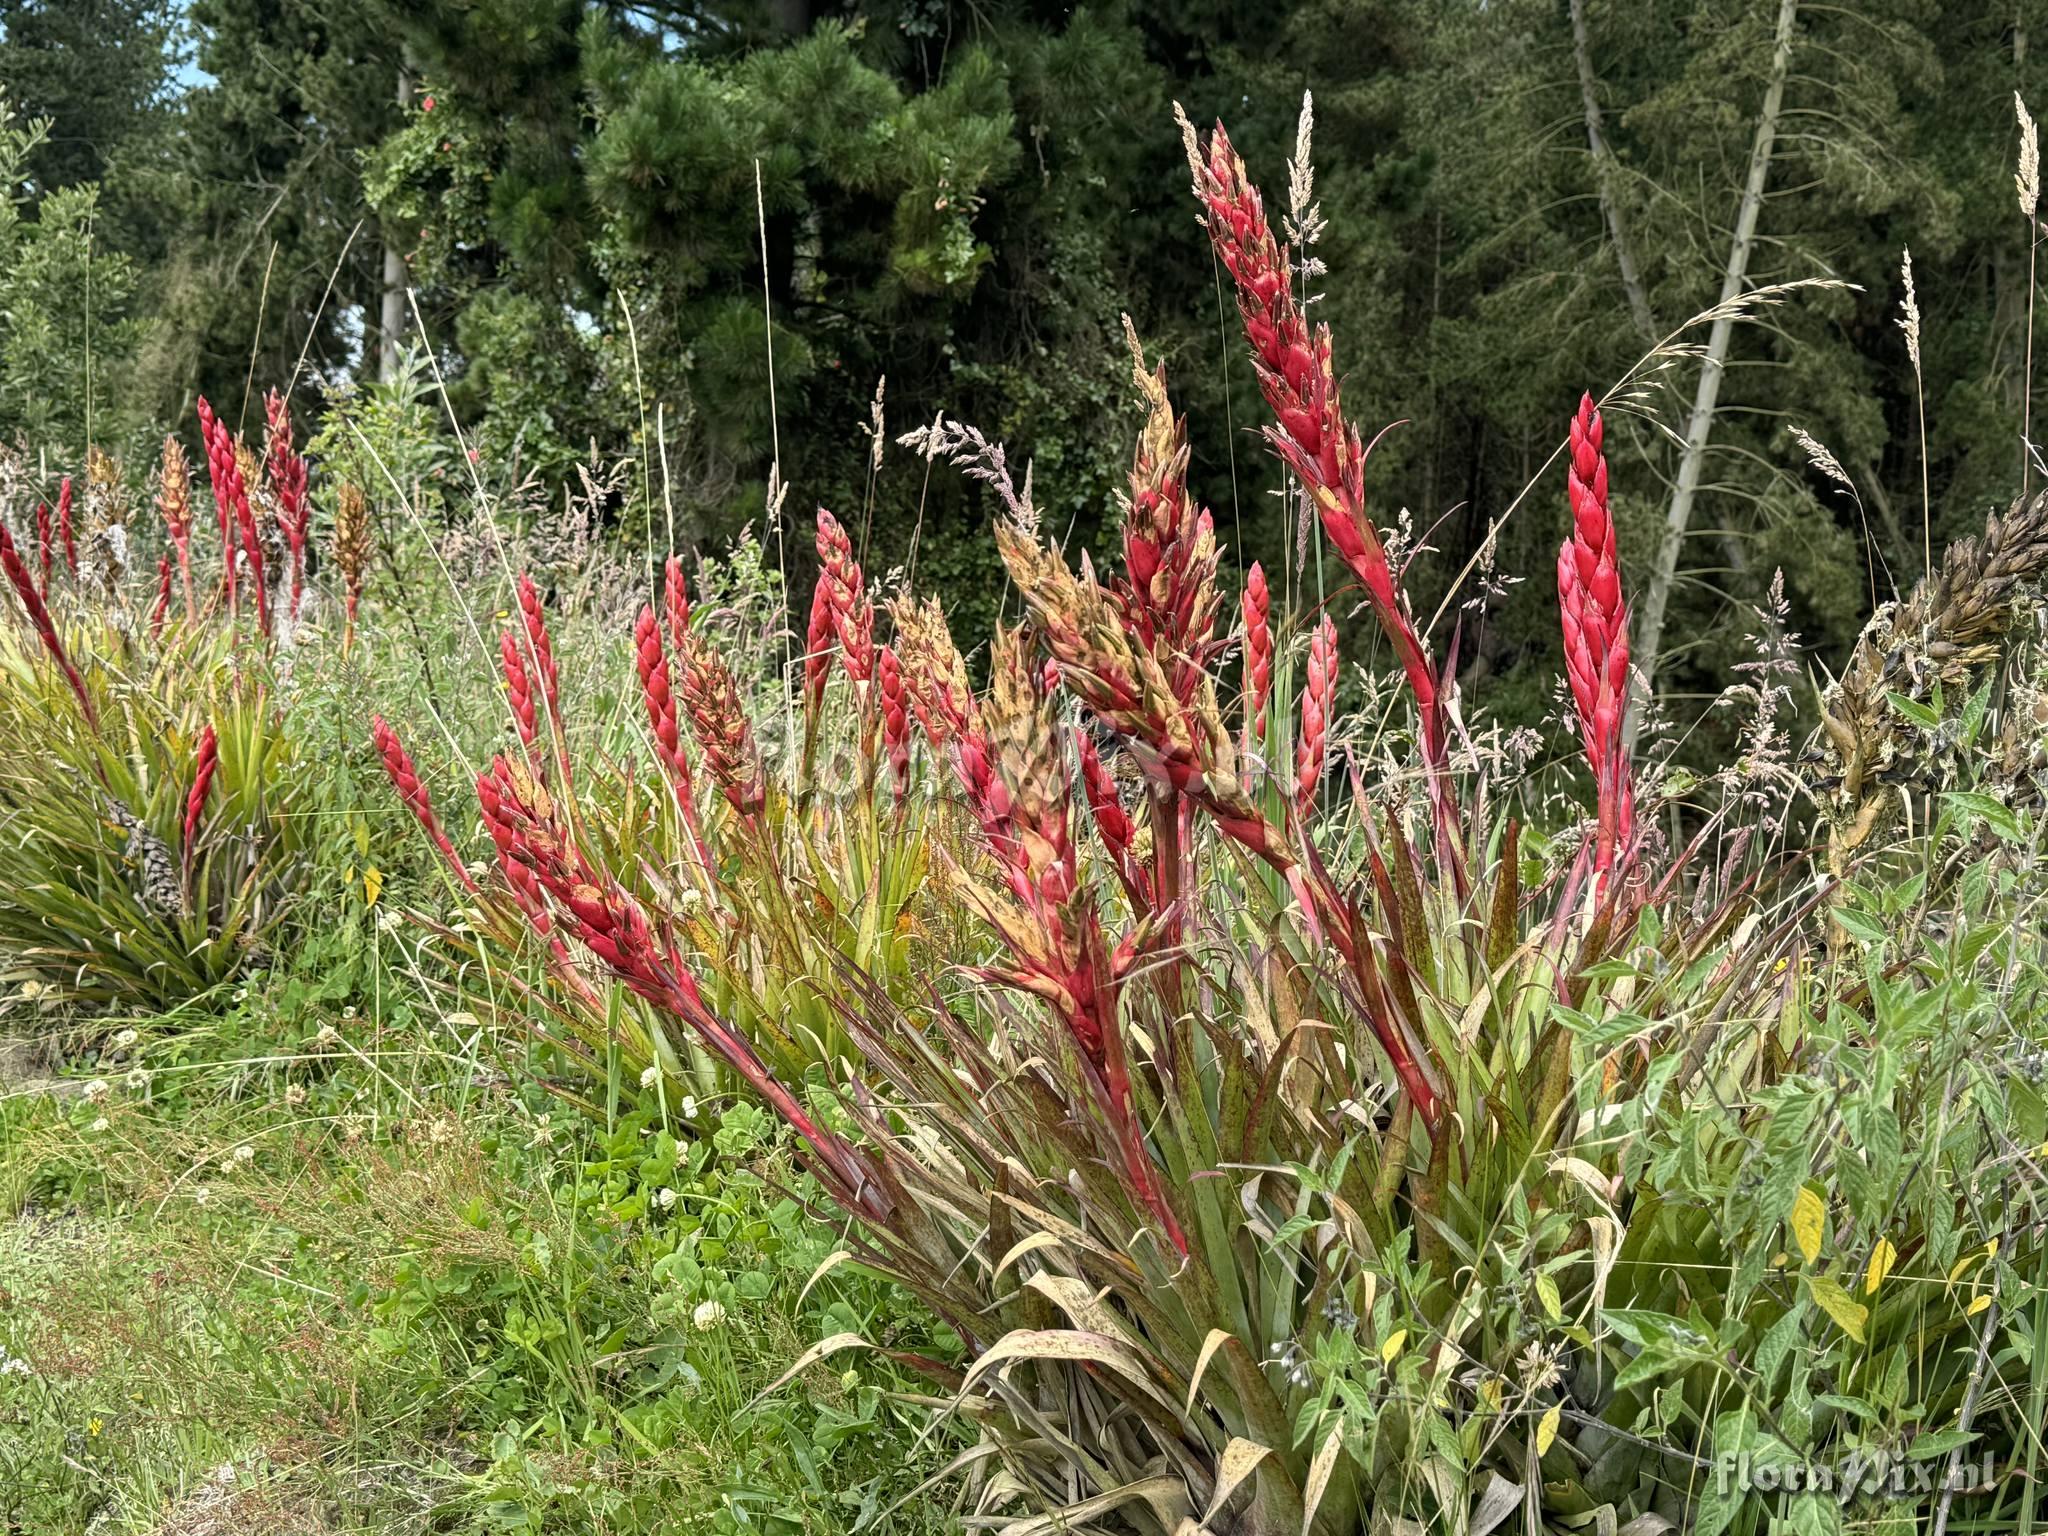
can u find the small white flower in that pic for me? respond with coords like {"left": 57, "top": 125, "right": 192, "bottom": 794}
{"left": 691, "top": 1300, "right": 727, "bottom": 1332}
{"left": 233, "top": 1145, "right": 255, "bottom": 1163}
{"left": 529, "top": 1114, "right": 555, "bottom": 1149}
{"left": 90, "top": 1117, "right": 109, "bottom": 1133}
{"left": 314, "top": 1023, "right": 339, "bottom": 1046}
{"left": 377, "top": 908, "right": 403, "bottom": 933}
{"left": 654, "top": 1186, "right": 677, "bottom": 1210}
{"left": 639, "top": 1065, "right": 660, "bottom": 1090}
{"left": 82, "top": 1079, "right": 109, "bottom": 1102}
{"left": 125, "top": 1069, "right": 148, "bottom": 1092}
{"left": 679, "top": 1095, "right": 697, "bottom": 1119}
{"left": 112, "top": 1028, "right": 139, "bottom": 1050}
{"left": 341, "top": 1005, "right": 358, "bottom": 1020}
{"left": 284, "top": 1084, "right": 308, "bottom": 1108}
{"left": 193, "top": 1186, "right": 211, "bottom": 1206}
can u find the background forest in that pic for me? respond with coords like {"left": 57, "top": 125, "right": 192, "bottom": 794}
{"left": 8, "top": 0, "right": 2042, "bottom": 743}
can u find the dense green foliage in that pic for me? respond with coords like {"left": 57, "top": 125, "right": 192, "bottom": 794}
{"left": 11, "top": 0, "right": 2048, "bottom": 732}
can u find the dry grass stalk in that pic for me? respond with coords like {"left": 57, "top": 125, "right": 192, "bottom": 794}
{"left": 1819, "top": 490, "right": 2048, "bottom": 869}
{"left": 332, "top": 482, "right": 372, "bottom": 653}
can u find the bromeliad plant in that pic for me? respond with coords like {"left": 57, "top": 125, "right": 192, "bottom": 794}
{"left": 0, "top": 401, "right": 336, "bottom": 1014}
{"left": 372, "top": 119, "right": 2037, "bottom": 1535}
{"left": 372, "top": 530, "right": 954, "bottom": 1117}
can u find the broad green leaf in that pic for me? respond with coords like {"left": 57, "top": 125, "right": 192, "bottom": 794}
{"left": 1885, "top": 691, "right": 1941, "bottom": 728}
{"left": 1941, "top": 791, "right": 2022, "bottom": 841}
{"left": 1907, "top": 1428, "right": 1980, "bottom": 1460}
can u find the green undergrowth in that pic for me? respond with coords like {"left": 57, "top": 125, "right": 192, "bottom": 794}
{"left": 0, "top": 986, "right": 960, "bottom": 1536}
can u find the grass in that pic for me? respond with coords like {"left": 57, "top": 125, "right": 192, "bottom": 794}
{"left": 0, "top": 985, "right": 960, "bottom": 1535}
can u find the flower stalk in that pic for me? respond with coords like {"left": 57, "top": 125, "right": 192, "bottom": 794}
{"left": 1559, "top": 393, "right": 1635, "bottom": 880}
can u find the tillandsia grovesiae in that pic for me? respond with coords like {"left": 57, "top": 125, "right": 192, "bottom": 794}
{"left": 263, "top": 390, "right": 312, "bottom": 623}
{"left": 156, "top": 437, "right": 196, "bottom": 624}
{"left": 1559, "top": 393, "right": 1636, "bottom": 886}
{"left": 0, "top": 522, "right": 95, "bottom": 726}
{"left": 360, "top": 116, "right": 1723, "bottom": 1536}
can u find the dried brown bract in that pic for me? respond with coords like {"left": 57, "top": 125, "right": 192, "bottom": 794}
{"left": 1819, "top": 489, "right": 2048, "bottom": 866}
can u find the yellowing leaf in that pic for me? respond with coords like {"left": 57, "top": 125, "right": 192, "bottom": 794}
{"left": 1792, "top": 1186, "right": 1826, "bottom": 1265}
{"left": 1966, "top": 1293, "right": 1992, "bottom": 1316}
{"left": 1807, "top": 1273, "right": 1868, "bottom": 1343}
{"left": 1535, "top": 1272, "right": 1562, "bottom": 1323}
{"left": 1380, "top": 1329, "right": 1408, "bottom": 1364}
{"left": 1864, "top": 1238, "right": 1898, "bottom": 1295}
{"left": 1536, "top": 1403, "right": 1561, "bottom": 1457}
{"left": 352, "top": 814, "right": 370, "bottom": 858}
{"left": 1301, "top": 1425, "right": 1344, "bottom": 1536}
{"left": 362, "top": 866, "right": 384, "bottom": 907}
{"left": 1201, "top": 1438, "right": 1273, "bottom": 1527}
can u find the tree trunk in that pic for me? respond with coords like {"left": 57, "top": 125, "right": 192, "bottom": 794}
{"left": 1570, "top": 0, "right": 1656, "bottom": 344}
{"left": 378, "top": 63, "right": 413, "bottom": 384}
{"left": 1626, "top": 0, "right": 1798, "bottom": 748}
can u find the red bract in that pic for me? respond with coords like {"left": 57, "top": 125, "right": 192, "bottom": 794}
{"left": 184, "top": 724, "right": 218, "bottom": 863}
{"left": 56, "top": 477, "right": 76, "bottom": 576}
{"left": 633, "top": 602, "right": 708, "bottom": 856}
{"left": 264, "top": 390, "right": 312, "bottom": 621}
{"left": 501, "top": 631, "right": 539, "bottom": 756}
{"left": 0, "top": 523, "right": 95, "bottom": 726}
{"left": 1240, "top": 561, "right": 1272, "bottom": 747}
{"left": 676, "top": 637, "right": 766, "bottom": 821}
{"left": 1186, "top": 118, "right": 1446, "bottom": 781}
{"left": 196, "top": 397, "right": 269, "bottom": 631}
{"left": 371, "top": 714, "right": 477, "bottom": 892}
{"left": 1115, "top": 337, "right": 1222, "bottom": 698}
{"left": 476, "top": 752, "right": 888, "bottom": 1220}
{"left": 877, "top": 643, "right": 910, "bottom": 802}
{"left": 1296, "top": 614, "right": 1337, "bottom": 808}
{"left": 814, "top": 509, "right": 874, "bottom": 685}
{"left": 803, "top": 576, "right": 834, "bottom": 725}
{"left": 1076, "top": 730, "right": 1148, "bottom": 908}
{"left": 664, "top": 554, "right": 690, "bottom": 654}
{"left": 196, "top": 397, "right": 233, "bottom": 605}
{"left": 472, "top": 753, "right": 559, "bottom": 939}
{"left": 516, "top": 574, "right": 559, "bottom": 719}
{"left": 1559, "top": 393, "right": 1635, "bottom": 878}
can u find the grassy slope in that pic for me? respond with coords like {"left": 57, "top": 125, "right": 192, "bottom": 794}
{"left": 0, "top": 1000, "right": 957, "bottom": 1536}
